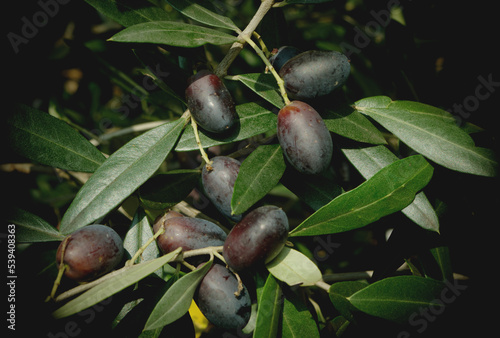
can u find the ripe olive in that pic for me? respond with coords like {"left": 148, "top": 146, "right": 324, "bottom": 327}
{"left": 223, "top": 205, "right": 289, "bottom": 271}
{"left": 279, "top": 50, "right": 350, "bottom": 100}
{"left": 186, "top": 70, "right": 237, "bottom": 133}
{"left": 56, "top": 224, "right": 124, "bottom": 282}
{"left": 277, "top": 101, "right": 333, "bottom": 175}
{"left": 202, "top": 156, "right": 242, "bottom": 221}
{"left": 195, "top": 263, "right": 251, "bottom": 329}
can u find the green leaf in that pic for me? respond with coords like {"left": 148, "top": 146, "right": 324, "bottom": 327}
{"left": 53, "top": 248, "right": 182, "bottom": 319}
{"left": 139, "top": 169, "right": 201, "bottom": 210}
{"left": 232, "top": 144, "right": 286, "bottom": 215}
{"left": 342, "top": 145, "right": 439, "bottom": 232}
{"left": 145, "top": 259, "right": 213, "bottom": 330}
{"left": 6, "top": 208, "right": 64, "bottom": 243}
{"left": 348, "top": 276, "right": 446, "bottom": 324}
{"left": 60, "top": 118, "right": 186, "bottom": 235}
{"left": 166, "top": 0, "right": 240, "bottom": 31}
{"left": 323, "top": 106, "right": 386, "bottom": 145}
{"left": 253, "top": 274, "right": 283, "bottom": 338}
{"left": 328, "top": 281, "right": 367, "bottom": 323}
{"left": 282, "top": 293, "right": 320, "bottom": 338}
{"left": 266, "top": 247, "right": 322, "bottom": 287}
{"left": 124, "top": 207, "right": 160, "bottom": 265}
{"left": 7, "top": 105, "right": 105, "bottom": 173}
{"left": 290, "top": 155, "right": 434, "bottom": 237}
{"left": 230, "top": 73, "right": 285, "bottom": 109}
{"left": 355, "top": 96, "right": 498, "bottom": 177}
{"left": 175, "top": 102, "right": 276, "bottom": 151}
{"left": 429, "top": 246, "right": 453, "bottom": 282}
{"left": 85, "top": 0, "right": 173, "bottom": 27}
{"left": 109, "top": 21, "right": 237, "bottom": 48}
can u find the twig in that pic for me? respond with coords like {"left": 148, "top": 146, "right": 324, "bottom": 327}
{"left": 191, "top": 115, "right": 213, "bottom": 170}
{"left": 54, "top": 246, "right": 224, "bottom": 302}
{"left": 125, "top": 226, "right": 165, "bottom": 266}
{"left": 214, "top": 0, "right": 276, "bottom": 78}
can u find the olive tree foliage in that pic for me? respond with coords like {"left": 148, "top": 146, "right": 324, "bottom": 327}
{"left": 5, "top": 0, "right": 497, "bottom": 337}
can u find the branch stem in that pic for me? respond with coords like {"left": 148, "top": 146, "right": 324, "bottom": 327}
{"left": 191, "top": 115, "right": 213, "bottom": 170}
{"left": 214, "top": 0, "right": 276, "bottom": 78}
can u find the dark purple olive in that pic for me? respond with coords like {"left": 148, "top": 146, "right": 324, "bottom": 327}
{"left": 154, "top": 216, "right": 227, "bottom": 254}
{"left": 277, "top": 101, "right": 333, "bottom": 175}
{"left": 279, "top": 50, "right": 350, "bottom": 100}
{"left": 223, "top": 206, "right": 289, "bottom": 271}
{"left": 153, "top": 210, "right": 184, "bottom": 235}
{"left": 186, "top": 70, "right": 237, "bottom": 133}
{"left": 269, "top": 46, "right": 301, "bottom": 72}
{"left": 56, "top": 224, "right": 124, "bottom": 282}
{"left": 195, "top": 263, "right": 251, "bottom": 329}
{"left": 202, "top": 156, "right": 242, "bottom": 222}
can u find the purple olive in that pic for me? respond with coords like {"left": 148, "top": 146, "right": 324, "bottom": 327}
{"left": 56, "top": 224, "right": 124, "bottom": 281}
{"left": 154, "top": 216, "right": 227, "bottom": 254}
{"left": 202, "top": 156, "right": 242, "bottom": 222}
{"left": 277, "top": 101, "right": 333, "bottom": 175}
{"left": 279, "top": 50, "right": 350, "bottom": 100}
{"left": 186, "top": 70, "right": 237, "bottom": 133}
{"left": 223, "top": 206, "right": 289, "bottom": 271}
{"left": 195, "top": 263, "right": 251, "bottom": 329}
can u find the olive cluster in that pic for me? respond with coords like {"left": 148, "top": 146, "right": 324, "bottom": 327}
{"left": 54, "top": 47, "right": 350, "bottom": 331}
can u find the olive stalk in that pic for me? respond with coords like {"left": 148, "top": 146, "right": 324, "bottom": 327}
{"left": 240, "top": 34, "right": 291, "bottom": 105}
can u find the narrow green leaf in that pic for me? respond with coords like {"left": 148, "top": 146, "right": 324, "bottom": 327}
{"left": 348, "top": 276, "right": 446, "bottom": 324}
{"left": 430, "top": 246, "right": 453, "bottom": 282}
{"left": 166, "top": 0, "right": 240, "bottom": 31}
{"left": 342, "top": 145, "right": 439, "bottom": 232}
{"left": 175, "top": 102, "right": 276, "bottom": 151}
{"left": 124, "top": 207, "right": 160, "bottom": 265}
{"left": 230, "top": 73, "right": 285, "bottom": 109}
{"left": 53, "top": 248, "right": 182, "bottom": 319}
{"left": 109, "top": 21, "right": 237, "bottom": 48}
{"left": 282, "top": 293, "right": 320, "bottom": 338}
{"left": 85, "top": 0, "right": 173, "bottom": 27}
{"left": 7, "top": 105, "right": 105, "bottom": 173}
{"left": 6, "top": 208, "right": 64, "bottom": 243}
{"left": 323, "top": 106, "right": 386, "bottom": 145}
{"left": 355, "top": 96, "right": 498, "bottom": 177}
{"left": 139, "top": 169, "right": 201, "bottom": 210}
{"left": 328, "top": 281, "right": 367, "bottom": 323}
{"left": 253, "top": 274, "right": 283, "bottom": 338}
{"left": 232, "top": 144, "right": 286, "bottom": 215}
{"left": 60, "top": 118, "right": 186, "bottom": 235}
{"left": 290, "top": 155, "right": 434, "bottom": 237}
{"left": 266, "top": 247, "right": 322, "bottom": 287}
{"left": 145, "top": 259, "right": 213, "bottom": 330}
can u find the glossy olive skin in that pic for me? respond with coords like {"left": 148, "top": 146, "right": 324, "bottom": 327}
{"left": 269, "top": 46, "right": 301, "bottom": 72}
{"left": 202, "top": 156, "right": 242, "bottom": 222}
{"left": 56, "top": 224, "right": 124, "bottom": 282}
{"left": 152, "top": 210, "right": 184, "bottom": 235}
{"left": 279, "top": 50, "right": 350, "bottom": 100}
{"left": 223, "top": 206, "right": 289, "bottom": 271}
{"left": 195, "top": 263, "right": 251, "bottom": 329}
{"left": 186, "top": 70, "right": 237, "bottom": 133}
{"left": 154, "top": 216, "right": 227, "bottom": 254}
{"left": 277, "top": 101, "right": 333, "bottom": 175}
